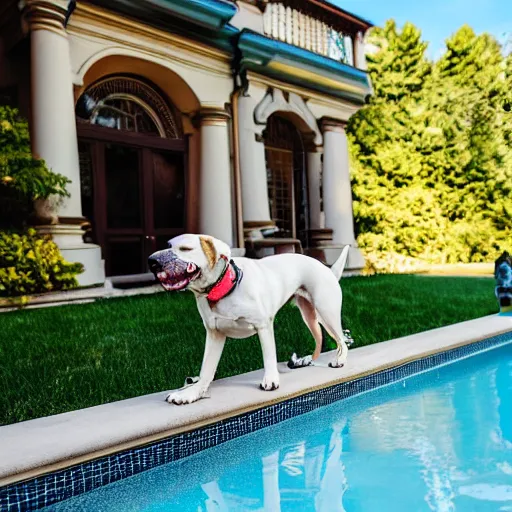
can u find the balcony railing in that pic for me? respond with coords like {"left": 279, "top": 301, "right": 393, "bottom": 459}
{"left": 262, "top": 2, "right": 354, "bottom": 66}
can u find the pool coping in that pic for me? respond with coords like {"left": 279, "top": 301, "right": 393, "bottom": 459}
{"left": 1, "top": 314, "right": 511, "bottom": 490}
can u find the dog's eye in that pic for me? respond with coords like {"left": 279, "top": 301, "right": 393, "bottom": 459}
{"left": 179, "top": 247, "right": 193, "bottom": 252}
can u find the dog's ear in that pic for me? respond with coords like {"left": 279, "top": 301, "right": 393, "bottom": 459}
{"left": 200, "top": 236, "right": 217, "bottom": 269}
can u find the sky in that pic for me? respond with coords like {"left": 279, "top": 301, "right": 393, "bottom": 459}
{"left": 333, "top": 0, "right": 512, "bottom": 60}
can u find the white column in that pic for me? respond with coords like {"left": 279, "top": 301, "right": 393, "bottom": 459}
{"left": 21, "top": 0, "right": 105, "bottom": 286}
{"left": 321, "top": 118, "right": 365, "bottom": 269}
{"left": 307, "top": 149, "right": 323, "bottom": 230}
{"left": 27, "top": 4, "right": 81, "bottom": 218}
{"left": 354, "top": 31, "right": 367, "bottom": 70}
{"left": 198, "top": 108, "right": 234, "bottom": 246}
{"left": 237, "top": 94, "right": 272, "bottom": 226}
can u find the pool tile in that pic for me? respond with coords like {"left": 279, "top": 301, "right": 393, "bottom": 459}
{"left": 1, "top": 331, "right": 511, "bottom": 511}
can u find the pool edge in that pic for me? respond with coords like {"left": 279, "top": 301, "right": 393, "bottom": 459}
{"left": 1, "top": 315, "right": 511, "bottom": 498}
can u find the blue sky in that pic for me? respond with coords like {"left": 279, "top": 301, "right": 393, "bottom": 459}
{"left": 333, "top": 0, "right": 512, "bottom": 59}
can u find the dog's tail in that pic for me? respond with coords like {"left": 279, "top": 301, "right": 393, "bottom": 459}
{"left": 330, "top": 245, "right": 350, "bottom": 282}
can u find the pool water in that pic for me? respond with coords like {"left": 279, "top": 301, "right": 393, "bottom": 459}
{"left": 47, "top": 342, "right": 512, "bottom": 512}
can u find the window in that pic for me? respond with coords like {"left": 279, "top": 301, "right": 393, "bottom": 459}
{"left": 76, "top": 77, "right": 182, "bottom": 139}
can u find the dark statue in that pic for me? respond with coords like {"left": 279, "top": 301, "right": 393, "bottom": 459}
{"left": 494, "top": 251, "right": 512, "bottom": 315}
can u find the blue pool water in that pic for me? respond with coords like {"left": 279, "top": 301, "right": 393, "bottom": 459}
{"left": 47, "top": 342, "right": 512, "bottom": 512}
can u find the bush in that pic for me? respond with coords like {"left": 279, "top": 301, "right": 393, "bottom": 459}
{"left": 0, "top": 229, "right": 83, "bottom": 297}
{"left": 0, "top": 106, "right": 70, "bottom": 228}
{"left": 362, "top": 250, "right": 428, "bottom": 275}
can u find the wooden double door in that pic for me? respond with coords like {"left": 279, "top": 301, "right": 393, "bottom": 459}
{"left": 78, "top": 126, "right": 186, "bottom": 277}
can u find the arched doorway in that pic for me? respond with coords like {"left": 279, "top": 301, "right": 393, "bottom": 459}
{"left": 75, "top": 76, "right": 186, "bottom": 277}
{"left": 263, "top": 114, "right": 309, "bottom": 247}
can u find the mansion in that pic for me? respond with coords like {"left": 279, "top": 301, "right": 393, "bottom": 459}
{"left": 0, "top": 0, "right": 373, "bottom": 286}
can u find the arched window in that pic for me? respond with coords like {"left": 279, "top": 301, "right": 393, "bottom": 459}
{"left": 76, "top": 76, "right": 183, "bottom": 139}
{"left": 264, "top": 115, "right": 308, "bottom": 243}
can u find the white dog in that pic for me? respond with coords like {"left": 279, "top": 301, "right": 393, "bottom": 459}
{"left": 148, "top": 234, "right": 350, "bottom": 405}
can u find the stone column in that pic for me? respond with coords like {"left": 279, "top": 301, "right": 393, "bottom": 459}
{"left": 237, "top": 94, "right": 273, "bottom": 230}
{"left": 321, "top": 118, "right": 365, "bottom": 270}
{"left": 354, "top": 31, "right": 367, "bottom": 71}
{"left": 20, "top": 0, "right": 105, "bottom": 286}
{"left": 198, "top": 108, "right": 234, "bottom": 247}
{"left": 306, "top": 149, "right": 323, "bottom": 230}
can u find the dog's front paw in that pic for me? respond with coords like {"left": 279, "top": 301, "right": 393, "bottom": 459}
{"left": 166, "top": 385, "right": 206, "bottom": 405}
{"left": 260, "top": 373, "right": 280, "bottom": 391}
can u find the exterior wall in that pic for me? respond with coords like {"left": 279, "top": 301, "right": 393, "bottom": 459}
{"left": 1, "top": 0, "right": 371, "bottom": 282}
{"left": 241, "top": 71, "right": 365, "bottom": 268}
{"left": 230, "top": 1, "right": 264, "bottom": 33}
{"left": 68, "top": 4, "right": 236, "bottom": 248}
{"left": 69, "top": 5, "right": 234, "bottom": 112}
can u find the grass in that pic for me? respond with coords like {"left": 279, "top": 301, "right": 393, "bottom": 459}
{"left": 0, "top": 274, "right": 497, "bottom": 426}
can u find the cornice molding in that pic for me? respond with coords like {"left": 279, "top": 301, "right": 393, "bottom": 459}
{"left": 87, "top": 0, "right": 238, "bottom": 31}
{"left": 237, "top": 29, "right": 372, "bottom": 105}
{"left": 70, "top": 4, "right": 233, "bottom": 86}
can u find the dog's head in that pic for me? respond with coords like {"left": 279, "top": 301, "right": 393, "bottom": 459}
{"left": 494, "top": 251, "right": 512, "bottom": 287}
{"left": 148, "top": 234, "right": 231, "bottom": 293}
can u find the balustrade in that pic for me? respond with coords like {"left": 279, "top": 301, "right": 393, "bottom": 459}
{"left": 262, "top": 1, "right": 354, "bottom": 66}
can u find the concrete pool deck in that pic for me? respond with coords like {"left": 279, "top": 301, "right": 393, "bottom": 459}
{"left": 1, "top": 314, "right": 511, "bottom": 487}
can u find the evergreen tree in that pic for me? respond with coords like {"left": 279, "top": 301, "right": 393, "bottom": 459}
{"left": 366, "top": 20, "right": 431, "bottom": 102}
{"left": 348, "top": 21, "right": 512, "bottom": 269}
{"left": 348, "top": 20, "right": 440, "bottom": 260}
{"left": 434, "top": 28, "right": 511, "bottom": 259}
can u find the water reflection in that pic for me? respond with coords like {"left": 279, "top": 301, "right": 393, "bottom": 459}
{"left": 48, "top": 344, "right": 512, "bottom": 512}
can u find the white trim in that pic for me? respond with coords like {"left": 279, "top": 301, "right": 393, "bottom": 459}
{"left": 254, "top": 88, "right": 323, "bottom": 146}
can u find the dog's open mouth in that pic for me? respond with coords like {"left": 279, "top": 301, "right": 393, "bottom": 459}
{"left": 156, "top": 262, "right": 200, "bottom": 292}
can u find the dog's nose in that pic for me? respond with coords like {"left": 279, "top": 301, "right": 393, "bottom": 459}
{"left": 148, "top": 257, "right": 162, "bottom": 274}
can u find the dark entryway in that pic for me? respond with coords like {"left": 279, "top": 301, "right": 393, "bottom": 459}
{"left": 264, "top": 114, "right": 309, "bottom": 247}
{"left": 76, "top": 76, "right": 186, "bottom": 277}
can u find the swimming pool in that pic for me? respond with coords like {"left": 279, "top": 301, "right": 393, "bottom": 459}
{"left": 38, "top": 336, "right": 512, "bottom": 511}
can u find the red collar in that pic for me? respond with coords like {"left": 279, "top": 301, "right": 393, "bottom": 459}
{"left": 206, "top": 257, "right": 243, "bottom": 305}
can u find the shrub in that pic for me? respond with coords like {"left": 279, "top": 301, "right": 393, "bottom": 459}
{"left": 362, "top": 250, "right": 428, "bottom": 275}
{"left": 0, "top": 106, "right": 70, "bottom": 228}
{"left": 0, "top": 229, "right": 83, "bottom": 297}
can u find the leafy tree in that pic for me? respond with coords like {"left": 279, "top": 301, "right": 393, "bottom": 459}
{"left": 434, "top": 27, "right": 512, "bottom": 257}
{"left": 348, "top": 21, "right": 440, "bottom": 262}
{"left": 348, "top": 21, "right": 512, "bottom": 270}
{"left": 366, "top": 20, "right": 431, "bottom": 102}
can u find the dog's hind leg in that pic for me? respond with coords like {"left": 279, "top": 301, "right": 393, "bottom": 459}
{"left": 288, "top": 295, "right": 323, "bottom": 369}
{"left": 314, "top": 295, "right": 348, "bottom": 368}
{"left": 320, "top": 319, "right": 348, "bottom": 368}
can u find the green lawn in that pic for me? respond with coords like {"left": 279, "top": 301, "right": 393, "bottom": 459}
{"left": 0, "top": 274, "right": 497, "bottom": 426}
